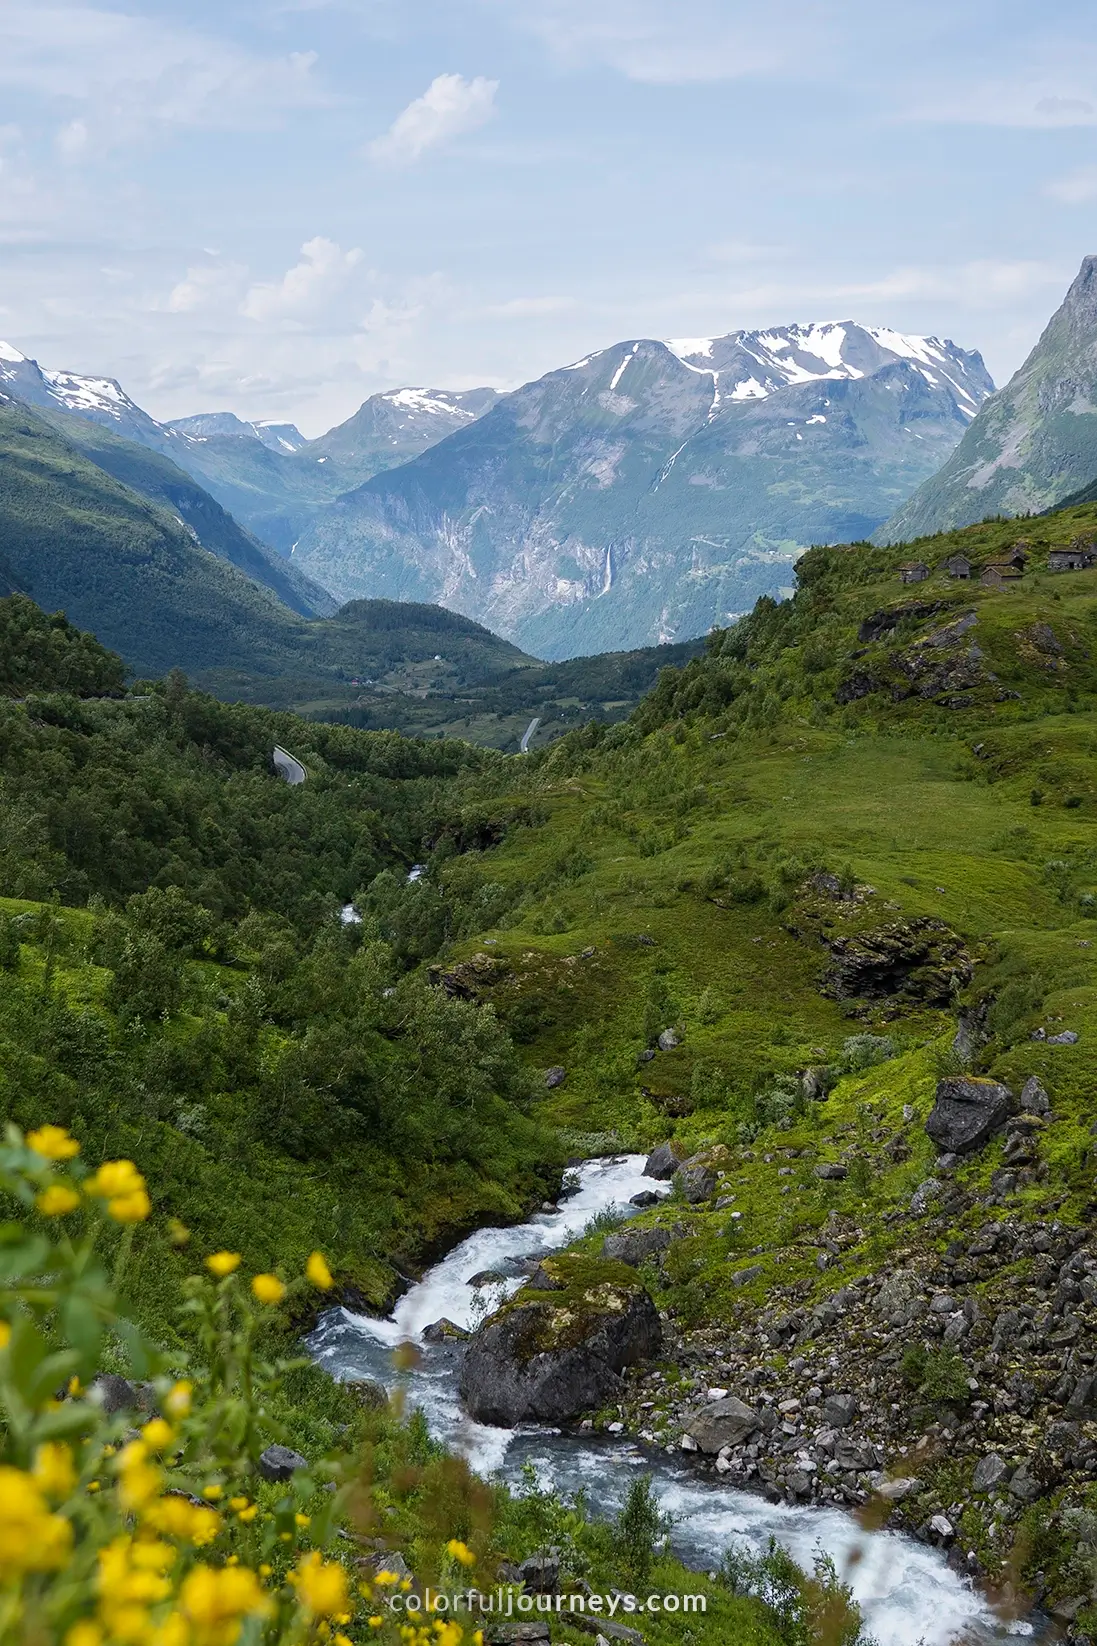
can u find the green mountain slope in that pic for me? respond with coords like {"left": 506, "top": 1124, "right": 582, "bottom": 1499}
{"left": 33, "top": 405, "right": 337, "bottom": 617}
{"left": 366, "top": 502, "right": 1097, "bottom": 1614}
{"left": 879, "top": 254, "right": 1097, "bottom": 541}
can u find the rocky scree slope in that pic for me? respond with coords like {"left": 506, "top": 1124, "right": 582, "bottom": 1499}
{"left": 415, "top": 510, "right": 1097, "bottom": 1634}
{"left": 879, "top": 254, "right": 1097, "bottom": 542}
{"left": 292, "top": 323, "right": 992, "bottom": 658}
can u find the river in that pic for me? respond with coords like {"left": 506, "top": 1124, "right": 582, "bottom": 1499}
{"left": 307, "top": 1155, "right": 1042, "bottom": 1645}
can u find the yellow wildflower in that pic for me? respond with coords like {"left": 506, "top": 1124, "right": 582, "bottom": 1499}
{"left": 109, "top": 1188, "right": 152, "bottom": 1223}
{"left": 66, "top": 1623, "right": 103, "bottom": 1646}
{"left": 206, "top": 1251, "right": 241, "bottom": 1278}
{"left": 36, "top": 1183, "right": 81, "bottom": 1216}
{"left": 0, "top": 1466, "right": 73, "bottom": 1576}
{"left": 32, "top": 1441, "right": 76, "bottom": 1499}
{"left": 251, "top": 1273, "right": 285, "bottom": 1305}
{"left": 27, "top": 1124, "right": 80, "bottom": 1160}
{"left": 0, "top": 1321, "right": 10, "bottom": 1350}
{"left": 259, "top": 1564, "right": 272, "bottom": 1579}
{"left": 294, "top": 1551, "right": 350, "bottom": 1617}
{"left": 151, "top": 1616, "right": 189, "bottom": 1646}
{"left": 116, "top": 1440, "right": 162, "bottom": 1512}
{"left": 179, "top": 1562, "right": 271, "bottom": 1646}
{"left": 446, "top": 1539, "right": 476, "bottom": 1567}
{"left": 374, "top": 1569, "right": 399, "bottom": 1586}
{"left": 228, "top": 1496, "right": 249, "bottom": 1512}
{"left": 141, "top": 1418, "right": 175, "bottom": 1452}
{"left": 368, "top": 1621, "right": 383, "bottom": 1632}
{"left": 237, "top": 1504, "right": 258, "bottom": 1524}
{"left": 294, "top": 1512, "right": 311, "bottom": 1528}
{"left": 202, "top": 1484, "right": 223, "bottom": 1501}
{"left": 87, "top": 1481, "right": 101, "bottom": 1493}
{"left": 145, "top": 1495, "right": 221, "bottom": 1546}
{"left": 306, "top": 1250, "right": 334, "bottom": 1290}
{"left": 335, "top": 1635, "right": 354, "bottom": 1646}
{"left": 85, "top": 1159, "right": 144, "bottom": 1198}
{"left": 68, "top": 1374, "right": 83, "bottom": 1396}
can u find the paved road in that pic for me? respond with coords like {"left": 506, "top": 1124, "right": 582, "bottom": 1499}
{"left": 519, "top": 716, "right": 541, "bottom": 754}
{"left": 272, "top": 745, "right": 307, "bottom": 785}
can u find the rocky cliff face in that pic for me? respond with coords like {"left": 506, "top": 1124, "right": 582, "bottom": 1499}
{"left": 878, "top": 256, "right": 1097, "bottom": 543}
{"left": 292, "top": 326, "right": 992, "bottom": 657}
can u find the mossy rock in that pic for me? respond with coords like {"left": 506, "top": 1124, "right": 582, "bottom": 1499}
{"left": 458, "top": 1251, "right": 661, "bottom": 1426}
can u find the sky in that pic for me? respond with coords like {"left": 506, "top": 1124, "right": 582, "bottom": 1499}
{"left": 3, "top": 0, "right": 1097, "bottom": 436}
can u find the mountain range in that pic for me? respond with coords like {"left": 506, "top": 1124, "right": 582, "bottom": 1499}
{"left": 1, "top": 323, "right": 992, "bottom": 657}
{"left": 290, "top": 324, "right": 993, "bottom": 655}
{"left": 878, "top": 255, "right": 1097, "bottom": 542}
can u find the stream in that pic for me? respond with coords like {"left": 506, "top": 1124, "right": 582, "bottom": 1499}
{"left": 308, "top": 1155, "right": 1043, "bottom": 1645}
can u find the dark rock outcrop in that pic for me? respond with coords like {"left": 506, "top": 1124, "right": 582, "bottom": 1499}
{"left": 643, "top": 1142, "right": 682, "bottom": 1180}
{"left": 459, "top": 1254, "right": 661, "bottom": 1426}
{"left": 824, "top": 918, "right": 972, "bottom": 1004}
{"left": 258, "top": 1444, "right": 309, "bottom": 1482}
{"left": 926, "top": 1076, "right": 1012, "bottom": 1155}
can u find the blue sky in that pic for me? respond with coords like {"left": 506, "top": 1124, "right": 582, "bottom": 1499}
{"left": 2, "top": 0, "right": 1097, "bottom": 433}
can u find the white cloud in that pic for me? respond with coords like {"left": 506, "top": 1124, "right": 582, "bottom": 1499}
{"left": 366, "top": 73, "right": 498, "bottom": 165}
{"left": 166, "top": 261, "right": 247, "bottom": 314}
{"left": 240, "top": 238, "right": 363, "bottom": 322}
{"left": 0, "top": 6, "right": 326, "bottom": 149}
{"left": 1046, "top": 166, "right": 1097, "bottom": 204}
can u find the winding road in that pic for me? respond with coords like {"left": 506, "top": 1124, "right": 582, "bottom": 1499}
{"left": 519, "top": 716, "right": 541, "bottom": 754}
{"left": 272, "top": 745, "right": 307, "bottom": 785}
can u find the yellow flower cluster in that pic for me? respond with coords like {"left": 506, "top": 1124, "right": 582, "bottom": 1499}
{"left": 179, "top": 1563, "right": 271, "bottom": 1646}
{"left": 27, "top": 1123, "right": 81, "bottom": 1160}
{"left": 445, "top": 1541, "right": 476, "bottom": 1569}
{"left": 0, "top": 1464, "right": 74, "bottom": 1578}
{"left": 85, "top": 1159, "right": 151, "bottom": 1224}
{"left": 292, "top": 1551, "right": 350, "bottom": 1617}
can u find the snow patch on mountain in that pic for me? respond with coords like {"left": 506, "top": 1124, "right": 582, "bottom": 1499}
{"left": 664, "top": 322, "right": 993, "bottom": 421}
{"left": 0, "top": 341, "right": 27, "bottom": 363}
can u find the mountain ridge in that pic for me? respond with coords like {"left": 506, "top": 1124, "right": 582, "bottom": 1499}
{"left": 877, "top": 254, "right": 1097, "bottom": 542}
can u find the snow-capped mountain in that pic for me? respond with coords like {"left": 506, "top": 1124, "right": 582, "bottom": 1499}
{"left": 304, "top": 385, "right": 500, "bottom": 483}
{"left": 165, "top": 412, "right": 307, "bottom": 453}
{"left": 662, "top": 322, "right": 991, "bottom": 414}
{"left": 292, "top": 322, "right": 994, "bottom": 658}
{"left": 0, "top": 341, "right": 173, "bottom": 450}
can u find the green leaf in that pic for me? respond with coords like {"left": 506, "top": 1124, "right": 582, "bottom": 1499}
{"left": 7, "top": 1311, "right": 47, "bottom": 1395}
{"left": 0, "top": 1235, "right": 51, "bottom": 1282}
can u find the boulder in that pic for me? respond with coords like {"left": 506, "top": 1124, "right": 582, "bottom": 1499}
{"left": 544, "top": 1067, "right": 567, "bottom": 1089}
{"left": 685, "top": 1395, "right": 761, "bottom": 1453}
{"left": 629, "top": 1190, "right": 660, "bottom": 1208}
{"left": 468, "top": 1270, "right": 508, "bottom": 1287}
{"left": 601, "top": 1227, "right": 671, "bottom": 1266}
{"left": 972, "top": 1453, "right": 1011, "bottom": 1493}
{"left": 643, "top": 1142, "right": 682, "bottom": 1181}
{"left": 925, "top": 1076, "right": 1011, "bottom": 1155}
{"left": 824, "top": 918, "right": 972, "bottom": 1004}
{"left": 89, "top": 1374, "right": 140, "bottom": 1415}
{"left": 674, "top": 1158, "right": 717, "bottom": 1202}
{"left": 657, "top": 1028, "right": 681, "bottom": 1051}
{"left": 1048, "top": 1029, "right": 1079, "bottom": 1045}
{"left": 729, "top": 1264, "right": 764, "bottom": 1288}
{"left": 1008, "top": 1460, "right": 1044, "bottom": 1503}
{"left": 422, "top": 1318, "right": 470, "bottom": 1343}
{"left": 1020, "top": 1076, "right": 1051, "bottom": 1115}
{"left": 910, "top": 1179, "right": 941, "bottom": 1216}
{"left": 258, "top": 1444, "right": 309, "bottom": 1483}
{"left": 344, "top": 1379, "right": 388, "bottom": 1411}
{"left": 814, "top": 1163, "right": 847, "bottom": 1181}
{"left": 518, "top": 1548, "right": 561, "bottom": 1592}
{"left": 459, "top": 1254, "right": 662, "bottom": 1427}
{"left": 822, "top": 1392, "right": 857, "bottom": 1429}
